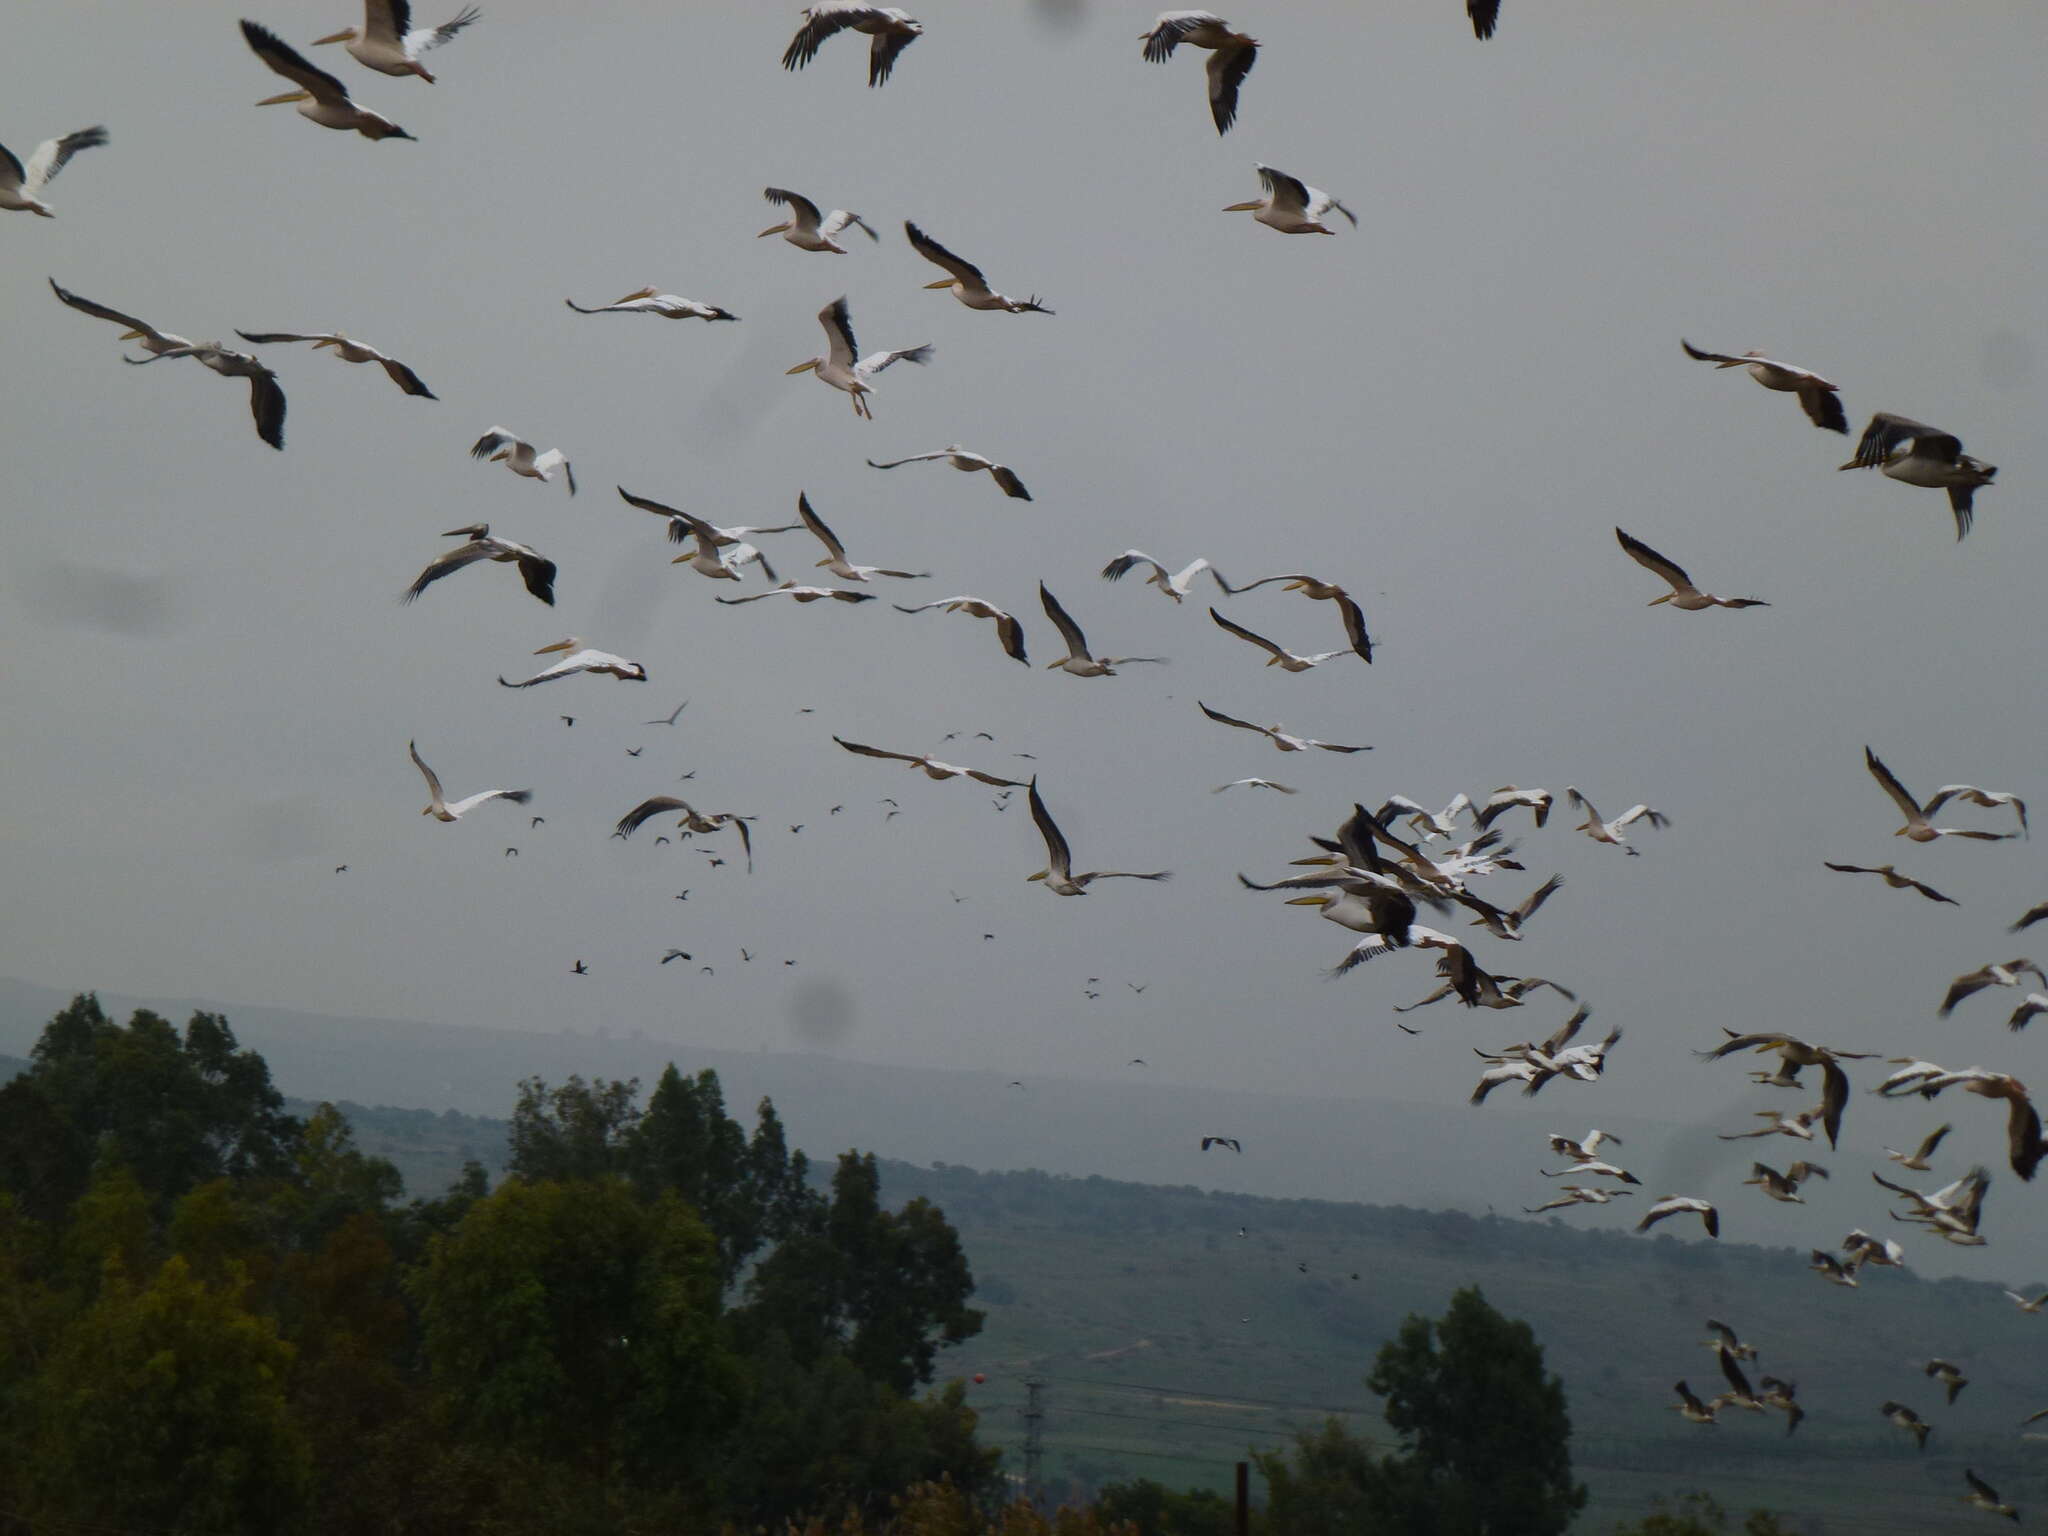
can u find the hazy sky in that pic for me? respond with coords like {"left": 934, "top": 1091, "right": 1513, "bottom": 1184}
{"left": 4, "top": 4, "right": 2046, "bottom": 1279}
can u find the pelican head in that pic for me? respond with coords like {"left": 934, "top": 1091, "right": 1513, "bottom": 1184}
{"left": 257, "top": 90, "right": 313, "bottom": 106}
{"left": 311, "top": 27, "right": 360, "bottom": 44}
{"left": 786, "top": 358, "right": 821, "bottom": 374}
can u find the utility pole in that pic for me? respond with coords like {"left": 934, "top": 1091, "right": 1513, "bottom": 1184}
{"left": 1021, "top": 1375, "right": 1046, "bottom": 1508}
{"left": 1234, "top": 1460, "right": 1249, "bottom": 1536}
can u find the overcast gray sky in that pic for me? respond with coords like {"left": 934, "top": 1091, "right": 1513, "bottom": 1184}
{"left": 3, "top": 3, "right": 2045, "bottom": 1278}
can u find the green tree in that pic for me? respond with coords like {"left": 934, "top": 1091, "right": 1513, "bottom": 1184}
{"left": 1096, "top": 1476, "right": 1238, "bottom": 1536}
{"left": 504, "top": 1074, "right": 642, "bottom": 1183}
{"left": 1612, "top": 1493, "right": 1794, "bottom": 1536}
{"left": 1253, "top": 1416, "right": 1384, "bottom": 1536}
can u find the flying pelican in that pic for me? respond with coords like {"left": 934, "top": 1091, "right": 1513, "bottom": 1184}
{"left": 1027, "top": 779, "right": 1170, "bottom": 895}
{"left": 1473, "top": 786, "right": 1554, "bottom": 832}
{"left": 1839, "top": 414, "right": 1997, "bottom": 540}
{"left": 1671, "top": 1382, "right": 1719, "bottom": 1426}
{"left": 1941, "top": 960, "right": 2047, "bottom": 1018}
{"left": 1744, "top": 1161, "right": 1828, "bottom": 1203}
{"left": 834, "top": 738, "right": 1025, "bottom": 787}
{"left": 2009, "top": 995, "right": 2048, "bottom": 1032}
{"left": 1711, "top": 1343, "right": 1765, "bottom": 1412}
{"left": 1696, "top": 1028, "right": 1869, "bottom": 1147}
{"left": 1374, "top": 795, "right": 1473, "bottom": 841}
{"left": 1962, "top": 1470, "right": 2019, "bottom": 1523}
{"left": 1614, "top": 528, "right": 1768, "bottom": 610}
{"left": 1758, "top": 1377, "right": 1804, "bottom": 1437}
{"left": 760, "top": 187, "right": 876, "bottom": 252}
{"left": 1885, "top": 1124, "right": 1952, "bottom": 1171}
{"left": 1222, "top": 164, "right": 1356, "bottom": 234}
{"left": 402, "top": 524, "right": 556, "bottom": 605}
{"left": 232, "top": 329, "right": 435, "bottom": 397}
{"left": 904, "top": 223, "right": 1052, "bottom": 314}
{"left": 1636, "top": 1196, "right": 1719, "bottom": 1238}
{"left": 1283, "top": 874, "right": 1418, "bottom": 945}
{"left": 1548, "top": 1129, "right": 1622, "bottom": 1163}
{"left": 2004, "top": 1290, "right": 2048, "bottom": 1313}
{"left": 1214, "top": 778, "right": 1296, "bottom": 794}
{"left": 0, "top": 126, "right": 106, "bottom": 217}
{"left": 409, "top": 740, "right": 530, "bottom": 822}
{"left": 786, "top": 297, "right": 933, "bottom": 420}
{"left": 1040, "top": 584, "right": 1165, "bottom": 676}
{"left": 672, "top": 530, "right": 776, "bottom": 583}
{"left": 1809, "top": 1249, "right": 1860, "bottom": 1287}
{"left": 1101, "top": 552, "right": 1220, "bottom": 602}
{"left": 1524, "top": 1186, "right": 1630, "bottom": 1215}
{"left": 715, "top": 582, "right": 875, "bottom": 606}
{"left": 781, "top": 4, "right": 923, "bottom": 86}
{"left": 563, "top": 289, "right": 738, "bottom": 321}
{"left": 1564, "top": 788, "right": 1668, "bottom": 854}
{"left": 1875, "top": 1164, "right": 1991, "bottom": 1243}
{"left": 1822, "top": 861, "right": 1956, "bottom": 905}
{"left": 1924, "top": 1360, "right": 1969, "bottom": 1405}
{"left": 470, "top": 427, "right": 575, "bottom": 495}
{"left": 47, "top": 280, "right": 193, "bottom": 356}
{"left": 617, "top": 487, "right": 801, "bottom": 553}
{"left": 2011, "top": 900, "right": 2048, "bottom": 933}
{"left": 1913, "top": 1069, "right": 2044, "bottom": 1182}
{"left": 1208, "top": 608, "right": 1344, "bottom": 671}
{"left": 794, "top": 491, "right": 928, "bottom": 581}
{"left": 241, "top": 20, "right": 413, "bottom": 140}
{"left": 892, "top": 596, "right": 1029, "bottom": 664}
{"left": 1140, "top": 11, "right": 1257, "bottom": 134}
{"left": 1720, "top": 1108, "right": 1822, "bottom": 1143}
{"left": 1539, "top": 1159, "right": 1637, "bottom": 1185}
{"left": 866, "top": 446, "right": 1031, "bottom": 500}
{"left": 1200, "top": 1136, "right": 1241, "bottom": 1153}
{"left": 1679, "top": 339, "right": 1847, "bottom": 434}
{"left": 1863, "top": 748, "right": 2014, "bottom": 842}
{"left": 498, "top": 639, "right": 647, "bottom": 688}
{"left": 1926, "top": 784, "right": 2028, "bottom": 838}
{"left": 1211, "top": 571, "right": 1374, "bottom": 664}
{"left": 1881, "top": 1402, "right": 1931, "bottom": 1451}
{"left": 1702, "top": 1320, "right": 1755, "bottom": 1362}
{"left": 613, "top": 797, "right": 754, "bottom": 871}
{"left": 1842, "top": 1229, "right": 1907, "bottom": 1268}
{"left": 1456, "top": 875, "right": 1564, "bottom": 942}
{"left": 125, "top": 343, "right": 286, "bottom": 450}
{"left": 310, "top": 2, "right": 480, "bottom": 81}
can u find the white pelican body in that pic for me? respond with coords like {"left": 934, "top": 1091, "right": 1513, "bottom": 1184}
{"left": 1680, "top": 339, "right": 1847, "bottom": 434}
{"left": 1636, "top": 1196, "right": 1719, "bottom": 1238}
{"left": 1615, "top": 527, "right": 1767, "bottom": 610}
{"left": 499, "top": 639, "right": 647, "bottom": 688}
{"left": 892, "top": 596, "right": 1029, "bottom": 664}
{"left": 1040, "top": 584, "right": 1165, "bottom": 677}
{"left": 126, "top": 343, "right": 286, "bottom": 451}
{"left": 471, "top": 427, "right": 574, "bottom": 495}
{"left": 564, "top": 289, "right": 737, "bottom": 321}
{"left": 1102, "top": 551, "right": 1217, "bottom": 602}
{"left": 787, "top": 296, "right": 932, "bottom": 420}
{"left": 242, "top": 21, "right": 413, "bottom": 139}
{"left": 1027, "top": 779, "right": 1170, "bottom": 895}
{"left": 403, "top": 524, "right": 556, "bottom": 605}
{"left": 0, "top": 126, "right": 106, "bottom": 217}
{"left": 1223, "top": 164, "right": 1355, "bottom": 235}
{"left": 905, "top": 223, "right": 1053, "bottom": 314}
{"left": 49, "top": 279, "right": 192, "bottom": 356}
{"left": 409, "top": 740, "right": 530, "bottom": 821}
{"left": 234, "top": 329, "right": 435, "bottom": 397}
{"left": 1141, "top": 11, "right": 1257, "bottom": 134}
{"left": 760, "top": 187, "right": 876, "bottom": 253}
{"left": 867, "top": 445, "right": 1030, "bottom": 500}
{"left": 1840, "top": 413, "right": 1997, "bottom": 540}
{"left": 795, "top": 492, "right": 928, "bottom": 582}
{"left": 1565, "top": 787, "right": 1668, "bottom": 854}
{"left": 781, "top": 4, "right": 923, "bottom": 86}
{"left": 1209, "top": 607, "right": 1344, "bottom": 671}
{"left": 311, "top": 1, "right": 480, "bottom": 81}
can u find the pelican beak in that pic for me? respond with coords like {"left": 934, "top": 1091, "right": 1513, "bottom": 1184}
{"left": 534, "top": 639, "right": 576, "bottom": 655}
{"left": 1284, "top": 895, "right": 1328, "bottom": 906}
{"left": 311, "top": 28, "right": 356, "bottom": 44}
{"left": 1025, "top": 871, "right": 1047, "bottom": 881}
{"left": 1221, "top": 201, "right": 1264, "bottom": 211}
{"left": 420, "top": 806, "right": 432, "bottom": 816}
{"left": 757, "top": 223, "right": 789, "bottom": 238}
{"left": 118, "top": 329, "right": 144, "bottom": 340}
{"left": 923, "top": 278, "right": 955, "bottom": 289}
{"left": 312, "top": 338, "right": 337, "bottom": 350}
{"left": 786, "top": 359, "right": 819, "bottom": 374}
{"left": 257, "top": 90, "right": 312, "bottom": 105}
{"left": 1648, "top": 594, "right": 1671, "bottom": 605}
{"left": 1289, "top": 855, "right": 1341, "bottom": 867}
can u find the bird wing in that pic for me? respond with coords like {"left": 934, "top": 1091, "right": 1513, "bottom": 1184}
{"left": 866, "top": 450, "right": 949, "bottom": 468}
{"left": 1468, "top": 0, "right": 1500, "bottom": 38}
{"left": 966, "top": 767, "right": 1028, "bottom": 788}
{"left": 234, "top": 330, "right": 329, "bottom": 345}
{"left": 1102, "top": 551, "right": 1168, "bottom": 585}
{"left": 514, "top": 552, "right": 557, "bottom": 605}
{"left": 1926, "top": 785, "right": 2028, "bottom": 835}
{"left": 1332, "top": 593, "right": 1374, "bottom": 662}
{"left": 1514, "top": 874, "right": 1566, "bottom": 923}
{"left": 0, "top": 140, "right": 23, "bottom": 193}
{"left": 988, "top": 464, "right": 1030, "bottom": 500}
{"left": 1255, "top": 164, "right": 1312, "bottom": 217}
{"left": 363, "top": 0, "right": 410, "bottom": 47}
{"left": 905, "top": 222, "right": 989, "bottom": 288}
{"left": 246, "top": 369, "right": 287, "bottom": 450}
{"left": 1141, "top": 12, "right": 1210, "bottom": 60}
{"left": 1615, "top": 527, "right": 1696, "bottom": 594}
{"left": 1965, "top": 1470, "right": 2000, "bottom": 1503}
{"left": 1206, "top": 41, "right": 1256, "bottom": 133}
{"left": 1798, "top": 382, "right": 1849, "bottom": 434}
{"left": 1715, "top": 1344, "right": 1754, "bottom": 1399}
{"left": 764, "top": 185, "right": 824, "bottom": 229}
{"left": 1845, "top": 412, "right": 1959, "bottom": 469}
{"left": 1028, "top": 779, "right": 1073, "bottom": 880}
{"left": 420, "top": 3, "right": 483, "bottom": 49}
{"left": 470, "top": 427, "right": 522, "bottom": 461}
{"left": 407, "top": 740, "right": 445, "bottom": 805}
{"left": 1197, "top": 701, "right": 1267, "bottom": 737}
{"left": 825, "top": 208, "right": 876, "bottom": 241}
{"left": 869, "top": 25, "right": 918, "bottom": 85}
{"left": 1209, "top": 606, "right": 1288, "bottom": 659}
{"left": 47, "top": 280, "right": 177, "bottom": 346}
{"left": 242, "top": 20, "right": 352, "bottom": 104}
{"left": 22, "top": 126, "right": 108, "bottom": 197}
{"left": 820, "top": 296, "right": 859, "bottom": 368}
{"left": 796, "top": 492, "right": 848, "bottom": 562}
{"left": 1679, "top": 338, "right": 1747, "bottom": 365}
{"left": 834, "top": 737, "right": 922, "bottom": 767}
{"left": 444, "top": 788, "right": 530, "bottom": 817}
{"left": 376, "top": 354, "right": 436, "bottom": 397}
{"left": 1863, "top": 747, "right": 1927, "bottom": 824}
{"left": 401, "top": 539, "right": 494, "bottom": 602}
{"left": 1947, "top": 484, "right": 1977, "bottom": 542}
{"left": 615, "top": 797, "right": 692, "bottom": 839}
{"left": 858, "top": 344, "right": 934, "bottom": 376}
{"left": 782, "top": 3, "right": 883, "bottom": 70}
{"left": 1039, "top": 584, "right": 1090, "bottom": 654}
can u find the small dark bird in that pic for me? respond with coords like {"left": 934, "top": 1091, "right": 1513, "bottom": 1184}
{"left": 700, "top": 965, "right": 714, "bottom": 975}
{"left": 1297, "top": 1262, "right": 1308, "bottom": 1274}
{"left": 675, "top": 890, "right": 690, "bottom": 901}
{"left": 741, "top": 948, "right": 753, "bottom": 962}
{"left": 707, "top": 857, "right": 726, "bottom": 868}
{"left": 983, "top": 933, "right": 995, "bottom": 941}
{"left": 831, "top": 805, "right": 845, "bottom": 815}
{"left": 1201, "top": 1136, "right": 1243, "bottom": 1154}
{"left": 783, "top": 959, "right": 797, "bottom": 966}
{"left": 505, "top": 847, "right": 518, "bottom": 857}
{"left": 790, "top": 824, "right": 804, "bottom": 834}
{"left": 648, "top": 702, "right": 687, "bottom": 725}
{"left": 531, "top": 816, "right": 545, "bottom": 827}
{"left": 561, "top": 716, "right": 574, "bottom": 727}
{"left": 661, "top": 949, "right": 692, "bottom": 964}
{"left": 626, "top": 747, "right": 643, "bottom": 757}
{"left": 1009, "top": 1080, "right": 1024, "bottom": 1088}
{"left": 334, "top": 864, "right": 348, "bottom": 873}
{"left": 1129, "top": 1058, "right": 1146, "bottom": 1066}
{"left": 1128, "top": 982, "right": 1147, "bottom": 993}
{"left": 654, "top": 837, "right": 670, "bottom": 846}
{"left": 571, "top": 961, "right": 588, "bottom": 975}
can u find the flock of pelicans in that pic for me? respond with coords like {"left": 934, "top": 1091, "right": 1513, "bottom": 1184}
{"left": 7, "top": 0, "right": 2031, "bottom": 1523}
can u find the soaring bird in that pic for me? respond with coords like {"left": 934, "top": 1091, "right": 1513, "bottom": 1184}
{"left": 1809, "top": 1249, "right": 1860, "bottom": 1288}
{"left": 402, "top": 524, "right": 556, "bottom": 606}
{"left": 1197, "top": 703, "right": 1367, "bottom": 753}
{"left": 1839, "top": 413, "right": 1997, "bottom": 540}
{"left": 1473, "top": 786, "right": 1555, "bottom": 832}
{"left": 759, "top": 187, "right": 876, "bottom": 253}
{"left": 1941, "top": 960, "right": 2047, "bottom": 1018}
{"left": 1222, "top": 164, "right": 1356, "bottom": 234}
{"left": 1026, "top": 779, "right": 1170, "bottom": 895}
{"left": 1564, "top": 788, "right": 1668, "bottom": 854}
{"left": 125, "top": 343, "right": 286, "bottom": 451}
{"left": 613, "top": 798, "right": 755, "bottom": 871}
{"left": 1200, "top": 1136, "right": 1242, "bottom": 1153}
{"left": 1880, "top": 1401, "right": 1931, "bottom": 1451}
{"left": 498, "top": 639, "right": 647, "bottom": 688}
{"left": 1963, "top": 1470, "right": 2019, "bottom": 1523}
{"left": 1696, "top": 1030, "right": 1869, "bottom": 1148}
{"left": 1040, "top": 585, "right": 1165, "bottom": 677}
{"left": 233, "top": 329, "right": 435, "bottom": 397}
{"left": 409, "top": 741, "right": 530, "bottom": 822}
{"left": 1744, "top": 1161, "right": 1828, "bottom": 1203}
{"left": 309, "top": 2, "right": 481, "bottom": 81}
{"left": 564, "top": 289, "right": 738, "bottom": 321}
{"left": 794, "top": 491, "right": 928, "bottom": 581}
{"left": 786, "top": 297, "right": 932, "bottom": 420}
{"left": 1884, "top": 1123, "right": 1952, "bottom": 1171}
{"left": 892, "top": 596, "right": 1029, "bottom": 664}
{"left": 0, "top": 125, "right": 106, "bottom": 217}
{"left": 1524, "top": 1186, "right": 1630, "bottom": 1215}
{"left": 1702, "top": 1320, "right": 1755, "bottom": 1362}
{"left": 1842, "top": 1229, "right": 1907, "bottom": 1269}
{"left": 781, "top": 4, "right": 923, "bottom": 87}
{"left": 867, "top": 445, "right": 1031, "bottom": 500}
{"left": 1208, "top": 608, "right": 1345, "bottom": 671}
{"left": 1140, "top": 11, "right": 1257, "bottom": 134}
{"left": 1863, "top": 748, "right": 2015, "bottom": 842}
{"left": 833, "top": 738, "right": 1025, "bottom": 787}
{"left": 1211, "top": 571, "right": 1375, "bottom": 663}
{"left": 1614, "top": 528, "right": 1768, "bottom": 610}
{"left": 1924, "top": 1359, "right": 1969, "bottom": 1405}
{"left": 1671, "top": 1381, "right": 1719, "bottom": 1426}
{"left": 1679, "top": 339, "right": 1847, "bottom": 433}
{"left": 241, "top": 20, "right": 413, "bottom": 140}
{"left": 715, "top": 582, "right": 876, "bottom": 606}
{"left": 616, "top": 488, "right": 799, "bottom": 574}
{"left": 1913, "top": 1069, "right": 2045, "bottom": 1182}
{"left": 1214, "top": 779, "right": 1296, "bottom": 794}
{"left": 48, "top": 280, "right": 193, "bottom": 356}
{"left": 904, "top": 223, "right": 1053, "bottom": 314}
{"left": 1821, "top": 861, "right": 1957, "bottom": 905}
{"left": 2003, "top": 1289, "right": 2048, "bottom": 1314}
{"left": 1102, "top": 552, "right": 1220, "bottom": 602}
{"left": 471, "top": 428, "right": 574, "bottom": 495}
{"left": 1548, "top": 1129, "right": 1622, "bottom": 1163}
{"left": 1635, "top": 1196, "right": 1719, "bottom": 1238}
